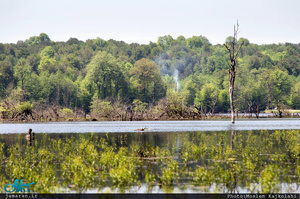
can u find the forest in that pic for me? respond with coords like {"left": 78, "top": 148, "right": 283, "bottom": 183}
{"left": 0, "top": 33, "right": 299, "bottom": 121}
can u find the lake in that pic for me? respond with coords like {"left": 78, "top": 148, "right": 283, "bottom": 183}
{"left": 1, "top": 118, "right": 300, "bottom": 134}
{"left": 0, "top": 118, "right": 300, "bottom": 193}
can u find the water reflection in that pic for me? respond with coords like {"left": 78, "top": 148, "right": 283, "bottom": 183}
{"left": 231, "top": 129, "right": 234, "bottom": 149}
{"left": 1, "top": 129, "right": 300, "bottom": 193}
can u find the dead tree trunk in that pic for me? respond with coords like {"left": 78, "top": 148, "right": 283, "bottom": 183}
{"left": 224, "top": 21, "right": 244, "bottom": 124}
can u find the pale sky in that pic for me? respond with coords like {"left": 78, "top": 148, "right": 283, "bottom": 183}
{"left": 0, "top": 0, "right": 299, "bottom": 45}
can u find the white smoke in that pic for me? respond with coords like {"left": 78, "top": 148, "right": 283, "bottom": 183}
{"left": 174, "top": 69, "right": 179, "bottom": 91}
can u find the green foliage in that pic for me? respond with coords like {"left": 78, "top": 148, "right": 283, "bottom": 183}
{"left": 194, "top": 83, "right": 219, "bottom": 113}
{"left": 85, "top": 51, "right": 128, "bottom": 100}
{"left": 157, "top": 35, "right": 174, "bottom": 50}
{"left": 38, "top": 46, "right": 57, "bottom": 74}
{"left": 0, "top": 143, "right": 6, "bottom": 188}
{"left": 1, "top": 130, "right": 300, "bottom": 193}
{"left": 27, "top": 33, "right": 51, "bottom": 46}
{"left": 59, "top": 108, "right": 73, "bottom": 118}
{"left": 0, "top": 100, "right": 33, "bottom": 119}
{"left": 0, "top": 60, "right": 13, "bottom": 97}
{"left": 289, "top": 82, "right": 300, "bottom": 109}
{"left": 193, "top": 167, "right": 212, "bottom": 186}
{"left": 0, "top": 34, "right": 299, "bottom": 117}
{"left": 186, "top": 35, "right": 210, "bottom": 49}
{"left": 217, "top": 89, "right": 230, "bottom": 112}
{"left": 130, "top": 58, "right": 166, "bottom": 102}
{"left": 62, "top": 155, "right": 96, "bottom": 189}
{"left": 40, "top": 46, "right": 55, "bottom": 58}
{"left": 14, "top": 59, "right": 31, "bottom": 97}
{"left": 109, "top": 148, "right": 138, "bottom": 186}
{"left": 238, "top": 38, "right": 250, "bottom": 46}
{"left": 259, "top": 165, "right": 280, "bottom": 193}
{"left": 16, "top": 101, "right": 33, "bottom": 114}
{"left": 160, "top": 159, "right": 179, "bottom": 185}
{"left": 90, "top": 99, "right": 113, "bottom": 118}
{"left": 164, "top": 92, "right": 186, "bottom": 118}
{"left": 132, "top": 99, "right": 147, "bottom": 112}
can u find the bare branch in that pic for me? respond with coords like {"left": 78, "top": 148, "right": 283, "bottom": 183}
{"left": 235, "top": 20, "right": 240, "bottom": 35}
{"left": 224, "top": 43, "right": 230, "bottom": 51}
{"left": 235, "top": 41, "right": 244, "bottom": 58}
{"left": 224, "top": 43, "right": 232, "bottom": 60}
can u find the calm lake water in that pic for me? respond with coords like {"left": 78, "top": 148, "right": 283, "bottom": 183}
{"left": 1, "top": 118, "right": 300, "bottom": 134}
{"left": 1, "top": 119, "right": 300, "bottom": 193}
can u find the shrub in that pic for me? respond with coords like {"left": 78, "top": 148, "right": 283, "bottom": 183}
{"left": 59, "top": 108, "right": 74, "bottom": 118}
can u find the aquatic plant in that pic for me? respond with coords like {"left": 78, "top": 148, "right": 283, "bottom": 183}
{"left": 145, "top": 170, "right": 156, "bottom": 185}
{"left": 159, "top": 159, "right": 179, "bottom": 185}
{"left": 0, "top": 143, "right": 6, "bottom": 188}
{"left": 192, "top": 166, "right": 212, "bottom": 186}
{"left": 0, "top": 130, "right": 300, "bottom": 193}
{"left": 259, "top": 165, "right": 280, "bottom": 193}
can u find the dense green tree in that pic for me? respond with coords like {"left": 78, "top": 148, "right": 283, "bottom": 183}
{"left": 0, "top": 60, "right": 14, "bottom": 97}
{"left": 289, "top": 82, "right": 300, "bottom": 109}
{"left": 24, "top": 73, "right": 42, "bottom": 101}
{"left": 247, "top": 55, "right": 262, "bottom": 70}
{"left": 157, "top": 35, "right": 174, "bottom": 51}
{"left": 261, "top": 55, "right": 274, "bottom": 68}
{"left": 216, "top": 89, "right": 230, "bottom": 113}
{"left": 258, "top": 68, "right": 291, "bottom": 115}
{"left": 40, "top": 46, "right": 55, "bottom": 58}
{"left": 16, "top": 48, "right": 30, "bottom": 59}
{"left": 194, "top": 83, "right": 219, "bottom": 114}
{"left": 270, "top": 69, "right": 291, "bottom": 103}
{"left": 238, "top": 38, "right": 250, "bottom": 46}
{"left": 129, "top": 43, "right": 149, "bottom": 61}
{"left": 27, "top": 54, "right": 40, "bottom": 72}
{"left": 85, "top": 51, "right": 127, "bottom": 100}
{"left": 187, "top": 36, "right": 210, "bottom": 49}
{"left": 0, "top": 33, "right": 300, "bottom": 117}
{"left": 278, "top": 57, "right": 300, "bottom": 76}
{"left": 27, "top": 33, "right": 51, "bottom": 46}
{"left": 0, "top": 44, "right": 5, "bottom": 54}
{"left": 14, "top": 59, "right": 31, "bottom": 97}
{"left": 244, "top": 79, "right": 267, "bottom": 116}
{"left": 66, "top": 38, "right": 82, "bottom": 45}
{"left": 0, "top": 44, "right": 5, "bottom": 61}
{"left": 176, "top": 36, "right": 186, "bottom": 45}
{"left": 79, "top": 47, "right": 94, "bottom": 65}
{"left": 38, "top": 46, "right": 57, "bottom": 74}
{"left": 181, "top": 73, "right": 211, "bottom": 106}
{"left": 130, "top": 58, "right": 166, "bottom": 102}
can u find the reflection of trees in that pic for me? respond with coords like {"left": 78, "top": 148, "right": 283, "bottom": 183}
{"left": 0, "top": 130, "right": 299, "bottom": 193}
{"left": 231, "top": 129, "right": 235, "bottom": 149}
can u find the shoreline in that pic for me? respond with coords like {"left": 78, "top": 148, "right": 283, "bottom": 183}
{"left": 0, "top": 113, "right": 299, "bottom": 123}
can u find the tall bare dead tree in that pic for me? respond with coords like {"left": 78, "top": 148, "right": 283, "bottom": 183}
{"left": 224, "top": 21, "right": 244, "bottom": 124}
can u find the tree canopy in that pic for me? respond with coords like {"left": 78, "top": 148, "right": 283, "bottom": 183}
{"left": 0, "top": 33, "right": 299, "bottom": 119}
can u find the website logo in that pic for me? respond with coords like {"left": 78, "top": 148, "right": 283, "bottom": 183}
{"left": 4, "top": 179, "right": 35, "bottom": 193}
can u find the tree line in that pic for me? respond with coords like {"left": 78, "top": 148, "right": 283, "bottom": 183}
{"left": 0, "top": 33, "right": 299, "bottom": 120}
